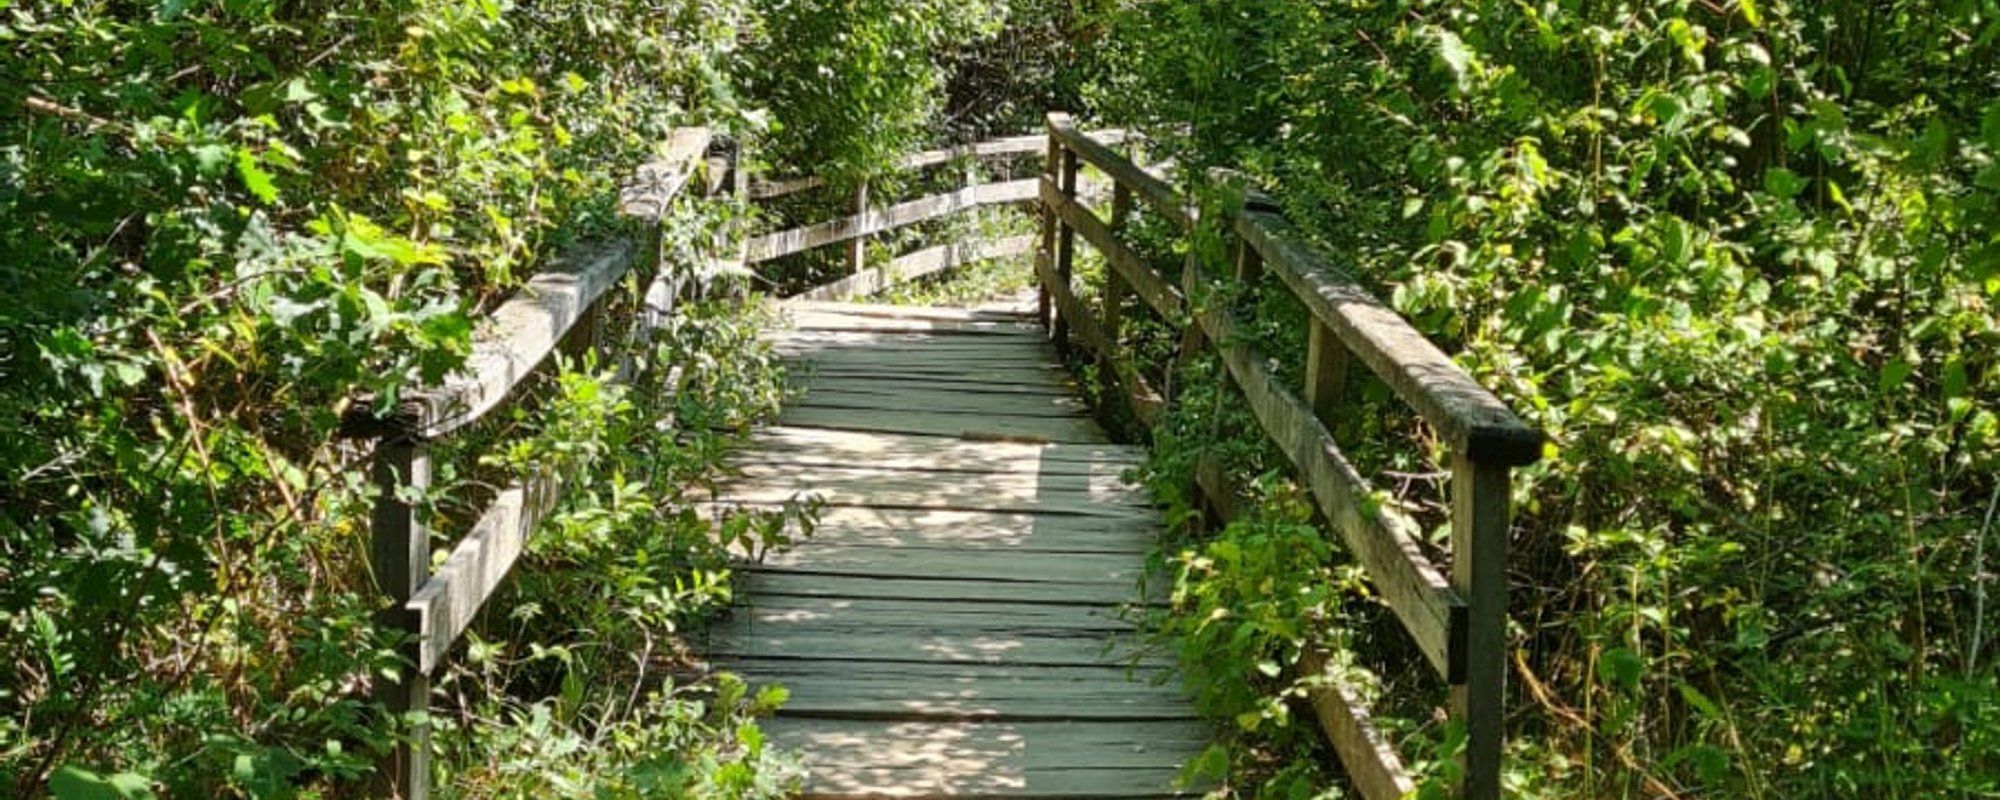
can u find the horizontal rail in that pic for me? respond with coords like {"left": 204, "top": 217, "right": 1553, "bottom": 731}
{"left": 345, "top": 239, "right": 640, "bottom": 439}
{"left": 1038, "top": 178, "right": 1184, "bottom": 319}
{"left": 1234, "top": 212, "right": 1542, "bottom": 465}
{"left": 1299, "top": 650, "right": 1417, "bottom": 800}
{"left": 790, "top": 235, "right": 1035, "bottom": 302}
{"left": 405, "top": 469, "right": 562, "bottom": 672}
{"left": 744, "top": 179, "right": 1036, "bottom": 263}
{"left": 621, "top": 128, "right": 715, "bottom": 220}
{"left": 1193, "top": 300, "right": 1461, "bottom": 678}
{"left": 1032, "top": 115, "right": 1542, "bottom": 800}
{"left": 749, "top": 131, "right": 1131, "bottom": 200}
{"left": 1047, "top": 118, "right": 1190, "bottom": 227}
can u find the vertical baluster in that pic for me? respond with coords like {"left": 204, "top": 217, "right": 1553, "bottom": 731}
{"left": 1037, "top": 114, "right": 1068, "bottom": 332}
{"left": 371, "top": 438, "right": 431, "bottom": 800}
{"left": 847, "top": 179, "right": 869, "bottom": 275}
{"left": 1051, "top": 149, "right": 1080, "bottom": 359}
{"left": 1450, "top": 452, "right": 1509, "bottom": 800}
{"left": 1099, "top": 184, "right": 1133, "bottom": 407}
{"left": 1304, "top": 321, "right": 1349, "bottom": 428}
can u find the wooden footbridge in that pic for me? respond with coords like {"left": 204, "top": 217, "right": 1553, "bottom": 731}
{"left": 351, "top": 117, "right": 1539, "bottom": 799}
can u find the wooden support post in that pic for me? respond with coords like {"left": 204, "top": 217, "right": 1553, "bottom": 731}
{"left": 1037, "top": 115, "right": 1069, "bottom": 332}
{"left": 1099, "top": 184, "right": 1133, "bottom": 405}
{"left": 1234, "top": 235, "right": 1264, "bottom": 286}
{"left": 371, "top": 439, "right": 431, "bottom": 800}
{"left": 1449, "top": 452, "right": 1510, "bottom": 800}
{"left": 847, "top": 180, "right": 870, "bottom": 275}
{"left": 1051, "top": 149, "right": 1080, "bottom": 359}
{"left": 1304, "top": 321, "right": 1349, "bottom": 428}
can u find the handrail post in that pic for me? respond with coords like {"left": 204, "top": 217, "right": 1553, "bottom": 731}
{"left": 847, "top": 179, "right": 869, "bottom": 275}
{"left": 1037, "top": 115, "right": 1065, "bottom": 332}
{"left": 370, "top": 437, "right": 432, "bottom": 800}
{"left": 1099, "top": 184, "right": 1133, "bottom": 405}
{"left": 1304, "top": 321, "right": 1349, "bottom": 427}
{"left": 1051, "top": 150, "right": 1079, "bottom": 358}
{"left": 1450, "top": 451, "right": 1509, "bottom": 800}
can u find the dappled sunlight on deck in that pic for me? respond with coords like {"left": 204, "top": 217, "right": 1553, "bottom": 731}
{"left": 698, "top": 301, "right": 1201, "bottom": 798}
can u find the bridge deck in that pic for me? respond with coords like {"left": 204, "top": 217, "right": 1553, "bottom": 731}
{"left": 701, "top": 301, "right": 1203, "bottom": 798}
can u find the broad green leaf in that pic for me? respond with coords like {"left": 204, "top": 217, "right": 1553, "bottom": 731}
{"left": 235, "top": 148, "right": 278, "bottom": 204}
{"left": 50, "top": 766, "right": 155, "bottom": 800}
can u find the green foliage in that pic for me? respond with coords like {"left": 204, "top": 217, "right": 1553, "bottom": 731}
{"left": 1093, "top": 0, "right": 2000, "bottom": 795}
{"left": 0, "top": 0, "right": 807, "bottom": 795}
{"left": 430, "top": 295, "right": 804, "bottom": 799}
{"left": 746, "top": 0, "right": 1007, "bottom": 188}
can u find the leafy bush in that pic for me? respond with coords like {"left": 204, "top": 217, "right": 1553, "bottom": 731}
{"left": 0, "top": 0, "right": 809, "bottom": 794}
{"left": 745, "top": 0, "right": 1006, "bottom": 187}
{"left": 1091, "top": 0, "right": 2000, "bottom": 795}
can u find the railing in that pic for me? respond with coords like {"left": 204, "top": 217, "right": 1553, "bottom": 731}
{"left": 1032, "top": 113, "right": 1542, "bottom": 800}
{"left": 342, "top": 127, "right": 722, "bottom": 800}
{"left": 742, "top": 130, "right": 1125, "bottom": 301}
{"left": 343, "top": 128, "right": 1098, "bottom": 798}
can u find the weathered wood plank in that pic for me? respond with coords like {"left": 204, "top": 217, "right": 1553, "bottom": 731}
{"left": 744, "top": 426, "right": 1143, "bottom": 462}
{"left": 1236, "top": 210, "right": 1542, "bottom": 466}
{"left": 788, "top": 388, "right": 1092, "bottom": 418}
{"left": 1195, "top": 302, "right": 1460, "bottom": 678}
{"left": 761, "top": 718, "right": 1202, "bottom": 799}
{"left": 405, "top": 468, "right": 560, "bottom": 673}
{"left": 776, "top": 329, "right": 1051, "bottom": 348}
{"left": 786, "top": 348, "right": 1065, "bottom": 370}
{"left": 348, "top": 239, "right": 638, "bottom": 438}
{"left": 805, "top": 511, "right": 1152, "bottom": 552}
{"left": 729, "top": 596, "right": 1142, "bottom": 631}
{"left": 737, "top": 571, "right": 1163, "bottom": 607}
{"left": 792, "top": 235, "right": 1037, "bottom": 302}
{"left": 794, "top": 371, "right": 1076, "bottom": 396}
{"left": 619, "top": 127, "right": 713, "bottom": 219}
{"left": 799, "top": 374, "right": 1079, "bottom": 397}
{"left": 785, "top": 312, "right": 1043, "bottom": 336}
{"left": 724, "top": 463, "right": 1142, "bottom": 502}
{"left": 774, "top": 406, "right": 1108, "bottom": 444}
{"left": 703, "top": 505, "right": 1155, "bottom": 553}
{"left": 792, "top": 301, "right": 1036, "bottom": 322}
{"left": 704, "top": 627, "right": 1167, "bottom": 668}
{"left": 746, "top": 544, "right": 1152, "bottom": 585}
{"left": 716, "top": 477, "right": 1148, "bottom": 517}
{"left": 1298, "top": 650, "right": 1417, "bottom": 800}
{"left": 747, "top": 179, "right": 1038, "bottom": 263}
{"left": 709, "top": 662, "right": 1194, "bottom": 721}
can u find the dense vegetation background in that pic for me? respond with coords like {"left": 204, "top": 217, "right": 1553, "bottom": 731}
{"left": 1082, "top": 0, "right": 2000, "bottom": 797}
{"left": 4, "top": 0, "right": 1996, "bottom": 797}
{"left": 0, "top": 0, "right": 1034, "bottom": 795}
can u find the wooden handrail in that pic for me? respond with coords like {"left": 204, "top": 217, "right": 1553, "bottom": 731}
{"left": 341, "top": 239, "right": 642, "bottom": 440}
{"left": 748, "top": 130, "right": 1131, "bottom": 200}
{"left": 356, "top": 128, "right": 719, "bottom": 800}
{"left": 1030, "top": 113, "right": 1542, "bottom": 800}
{"left": 744, "top": 178, "right": 1037, "bottom": 263}
{"left": 1234, "top": 212, "right": 1542, "bottom": 465}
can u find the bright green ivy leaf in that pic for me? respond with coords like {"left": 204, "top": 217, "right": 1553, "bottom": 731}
{"left": 235, "top": 148, "right": 278, "bottom": 204}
